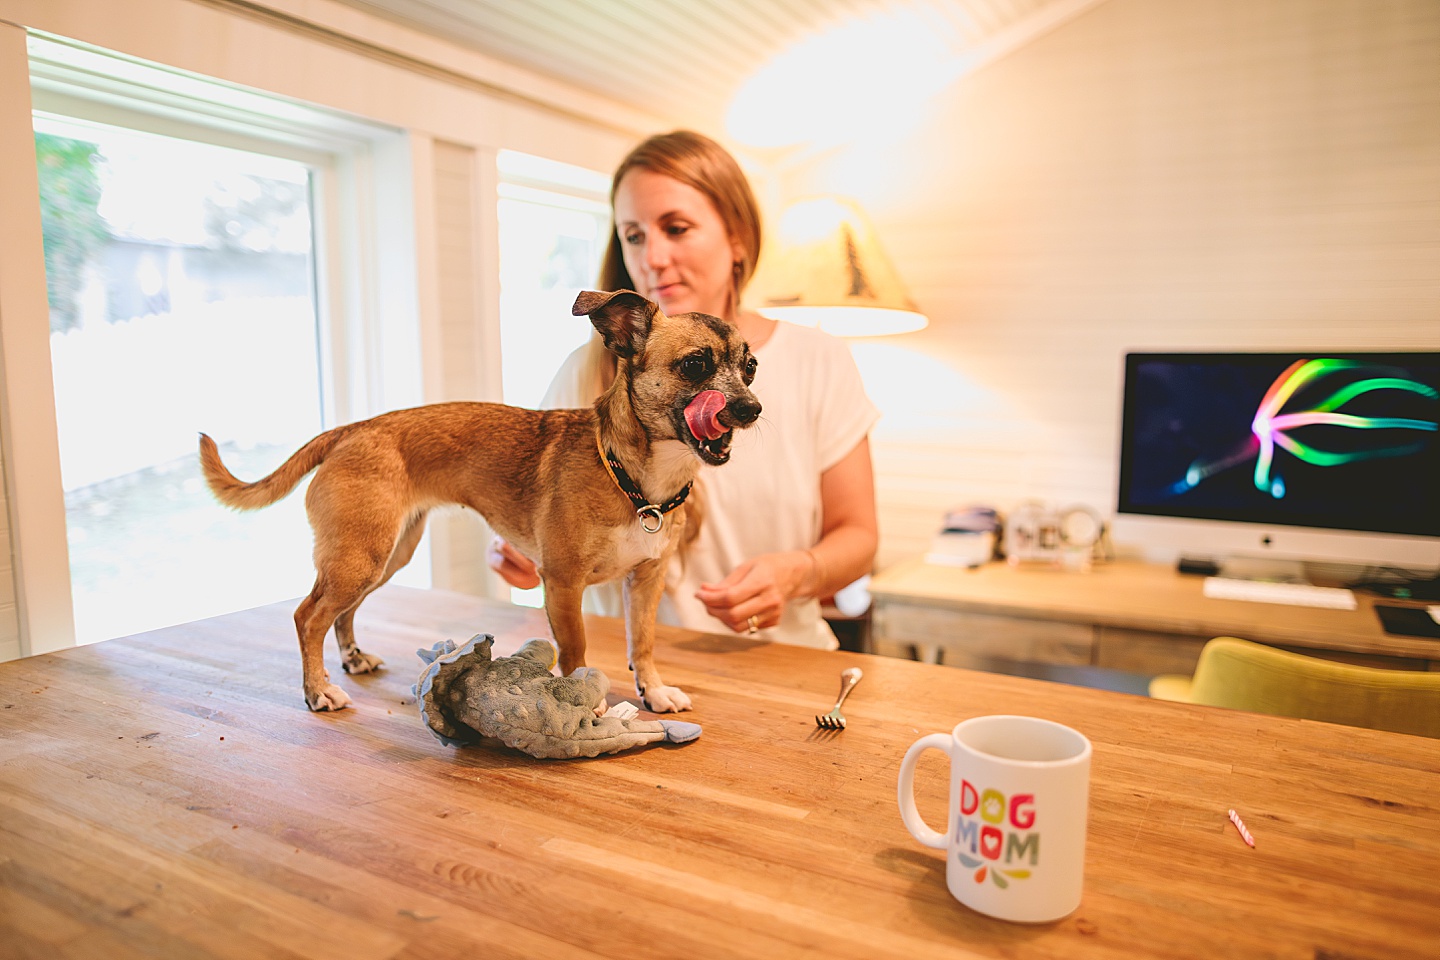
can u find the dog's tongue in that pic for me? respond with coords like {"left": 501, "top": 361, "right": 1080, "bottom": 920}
{"left": 684, "top": 390, "right": 728, "bottom": 442}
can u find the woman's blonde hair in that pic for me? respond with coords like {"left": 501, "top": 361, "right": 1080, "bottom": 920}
{"left": 578, "top": 130, "right": 763, "bottom": 398}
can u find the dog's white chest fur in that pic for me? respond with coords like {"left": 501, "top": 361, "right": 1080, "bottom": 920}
{"left": 610, "top": 519, "right": 670, "bottom": 570}
{"left": 577, "top": 512, "right": 675, "bottom": 587}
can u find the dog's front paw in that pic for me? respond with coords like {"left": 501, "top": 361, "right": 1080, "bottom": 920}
{"left": 342, "top": 650, "right": 384, "bottom": 675}
{"left": 306, "top": 683, "right": 352, "bottom": 712}
{"left": 641, "top": 684, "right": 692, "bottom": 713}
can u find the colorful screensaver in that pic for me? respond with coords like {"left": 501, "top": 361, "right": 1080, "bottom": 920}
{"left": 1119, "top": 354, "right": 1440, "bottom": 537}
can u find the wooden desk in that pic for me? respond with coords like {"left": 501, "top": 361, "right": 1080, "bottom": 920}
{"left": 2, "top": 586, "right": 1438, "bottom": 959}
{"left": 869, "top": 558, "right": 1440, "bottom": 676}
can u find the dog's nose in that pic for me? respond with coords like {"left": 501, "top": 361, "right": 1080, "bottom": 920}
{"left": 729, "top": 396, "right": 762, "bottom": 425}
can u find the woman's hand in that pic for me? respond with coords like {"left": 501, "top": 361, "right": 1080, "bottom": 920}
{"left": 694, "top": 550, "right": 814, "bottom": 634}
{"left": 486, "top": 536, "right": 541, "bottom": 590}
{"left": 695, "top": 437, "right": 878, "bottom": 635}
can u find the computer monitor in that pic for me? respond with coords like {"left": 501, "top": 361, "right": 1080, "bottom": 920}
{"left": 1113, "top": 352, "right": 1440, "bottom": 576}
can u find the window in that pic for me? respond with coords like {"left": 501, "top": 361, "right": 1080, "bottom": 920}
{"left": 36, "top": 117, "right": 327, "bottom": 643}
{"left": 496, "top": 149, "right": 611, "bottom": 409}
{"left": 24, "top": 34, "right": 420, "bottom": 645}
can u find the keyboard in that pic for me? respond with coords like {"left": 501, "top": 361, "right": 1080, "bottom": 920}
{"left": 1202, "top": 577, "right": 1358, "bottom": 610}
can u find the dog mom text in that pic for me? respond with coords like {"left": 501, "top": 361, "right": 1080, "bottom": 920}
{"left": 953, "top": 782, "right": 1040, "bottom": 866}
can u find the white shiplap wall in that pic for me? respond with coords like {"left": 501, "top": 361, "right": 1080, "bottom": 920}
{"left": 424, "top": 137, "right": 503, "bottom": 596}
{"left": 773, "top": 0, "right": 1440, "bottom": 569}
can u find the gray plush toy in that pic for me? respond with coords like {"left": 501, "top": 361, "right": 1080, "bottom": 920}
{"left": 414, "top": 634, "right": 702, "bottom": 759}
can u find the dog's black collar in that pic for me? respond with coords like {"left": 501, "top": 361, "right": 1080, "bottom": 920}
{"left": 596, "top": 434, "right": 691, "bottom": 534}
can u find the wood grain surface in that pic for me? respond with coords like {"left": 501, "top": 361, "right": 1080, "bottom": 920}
{"left": 1, "top": 585, "right": 1437, "bottom": 959}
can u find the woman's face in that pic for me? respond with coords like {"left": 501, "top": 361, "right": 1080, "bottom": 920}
{"left": 613, "top": 168, "right": 743, "bottom": 319}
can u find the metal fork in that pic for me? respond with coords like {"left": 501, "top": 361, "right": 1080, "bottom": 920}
{"left": 815, "top": 667, "right": 863, "bottom": 729}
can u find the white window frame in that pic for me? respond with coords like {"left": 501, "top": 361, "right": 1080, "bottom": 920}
{"left": 494, "top": 147, "right": 612, "bottom": 409}
{"left": 0, "top": 30, "right": 425, "bottom": 655}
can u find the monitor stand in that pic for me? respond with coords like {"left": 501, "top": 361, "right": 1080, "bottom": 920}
{"left": 1216, "top": 556, "right": 1310, "bottom": 583}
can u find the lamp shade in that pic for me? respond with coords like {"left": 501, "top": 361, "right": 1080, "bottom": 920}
{"left": 748, "top": 196, "right": 927, "bottom": 337}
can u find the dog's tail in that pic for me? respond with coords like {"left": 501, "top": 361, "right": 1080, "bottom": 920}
{"left": 199, "top": 427, "right": 349, "bottom": 511}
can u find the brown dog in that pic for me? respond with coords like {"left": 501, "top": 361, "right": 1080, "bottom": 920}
{"left": 199, "top": 290, "right": 760, "bottom": 714}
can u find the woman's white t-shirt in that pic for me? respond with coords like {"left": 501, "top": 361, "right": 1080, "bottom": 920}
{"left": 542, "top": 320, "right": 879, "bottom": 649}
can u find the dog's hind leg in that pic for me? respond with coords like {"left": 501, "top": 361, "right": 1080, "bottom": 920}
{"left": 332, "top": 511, "right": 428, "bottom": 676}
{"left": 332, "top": 604, "right": 382, "bottom": 676}
{"left": 294, "top": 576, "right": 364, "bottom": 712}
{"left": 294, "top": 484, "right": 408, "bottom": 711}
{"left": 295, "top": 558, "right": 390, "bottom": 710}
{"left": 623, "top": 558, "right": 691, "bottom": 713}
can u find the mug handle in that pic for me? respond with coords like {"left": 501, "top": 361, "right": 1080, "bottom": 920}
{"left": 897, "top": 732, "right": 954, "bottom": 850}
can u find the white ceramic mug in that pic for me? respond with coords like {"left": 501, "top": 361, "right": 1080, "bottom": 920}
{"left": 897, "top": 715, "right": 1092, "bottom": 923}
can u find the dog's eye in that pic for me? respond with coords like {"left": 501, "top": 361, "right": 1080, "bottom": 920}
{"left": 743, "top": 356, "right": 758, "bottom": 382}
{"left": 681, "top": 355, "right": 709, "bottom": 381}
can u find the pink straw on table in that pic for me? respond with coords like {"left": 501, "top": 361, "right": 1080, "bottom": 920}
{"left": 1228, "top": 808, "right": 1255, "bottom": 848}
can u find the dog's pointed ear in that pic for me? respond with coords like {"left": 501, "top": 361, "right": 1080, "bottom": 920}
{"left": 572, "top": 289, "right": 657, "bottom": 359}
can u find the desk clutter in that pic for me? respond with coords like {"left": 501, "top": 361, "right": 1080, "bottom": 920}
{"left": 926, "top": 505, "right": 1000, "bottom": 567}
{"left": 926, "top": 502, "right": 1111, "bottom": 570}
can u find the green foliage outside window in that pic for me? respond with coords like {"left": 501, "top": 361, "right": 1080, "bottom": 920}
{"left": 35, "top": 132, "right": 109, "bottom": 333}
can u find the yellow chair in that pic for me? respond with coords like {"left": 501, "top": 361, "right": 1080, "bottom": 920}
{"left": 1149, "top": 636, "right": 1440, "bottom": 739}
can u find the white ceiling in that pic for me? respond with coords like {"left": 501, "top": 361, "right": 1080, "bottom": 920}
{"left": 329, "top": 0, "right": 1100, "bottom": 137}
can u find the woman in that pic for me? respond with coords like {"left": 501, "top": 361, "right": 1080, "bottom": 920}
{"left": 490, "top": 130, "right": 878, "bottom": 649}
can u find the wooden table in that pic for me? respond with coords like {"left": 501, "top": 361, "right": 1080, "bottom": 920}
{"left": 2, "top": 586, "right": 1437, "bottom": 959}
{"left": 869, "top": 558, "right": 1440, "bottom": 676}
